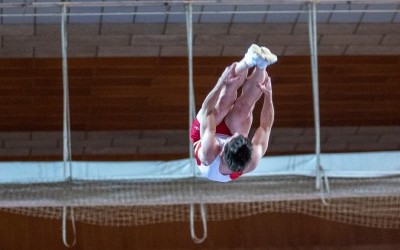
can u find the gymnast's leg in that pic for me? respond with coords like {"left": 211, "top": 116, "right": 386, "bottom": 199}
{"left": 224, "top": 44, "right": 277, "bottom": 136}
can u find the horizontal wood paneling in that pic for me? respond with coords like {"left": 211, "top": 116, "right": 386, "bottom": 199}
{"left": 0, "top": 56, "right": 399, "bottom": 131}
{"left": 0, "top": 210, "right": 399, "bottom": 250}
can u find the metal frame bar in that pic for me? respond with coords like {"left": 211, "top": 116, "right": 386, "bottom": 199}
{"left": 1, "top": 0, "right": 400, "bottom": 9}
{"left": 1, "top": 9, "right": 400, "bottom": 18}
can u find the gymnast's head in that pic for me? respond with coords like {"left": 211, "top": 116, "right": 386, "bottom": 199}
{"left": 222, "top": 133, "right": 253, "bottom": 173}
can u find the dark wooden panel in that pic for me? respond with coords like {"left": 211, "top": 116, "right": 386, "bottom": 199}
{"left": 0, "top": 56, "right": 400, "bottom": 131}
{"left": 0, "top": 210, "right": 399, "bottom": 250}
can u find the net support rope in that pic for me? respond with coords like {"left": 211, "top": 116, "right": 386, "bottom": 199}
{"left": 61, "top": 3, "right": 77, "bottom": 248}
{"left": 308, "top": 2, "right": 330, "bottom": 205}
{"left": 185, "top": 2, "right": 208, "bottom": 244}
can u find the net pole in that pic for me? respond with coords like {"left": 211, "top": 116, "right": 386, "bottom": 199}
{"left": 308, "top": 2, "right": 330, "bottom": 205}
{"left": 186, "top": 3, "right": 196, "bottom": 163}
{"left": 61, "top": 3, "right": 76, "bottom": 247}
{"left": 61, "top": 3, "right": 72, "bottom": 180}
{"left": 308, "top": 1, "right": 321, "bottom": 190}
{"left": 185, "top": 2, "right": 208, "bottom": 244}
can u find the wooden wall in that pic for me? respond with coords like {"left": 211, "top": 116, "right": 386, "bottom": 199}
{"left": 1, "top": 56, "right": 399, "bottom": 131}
{"left": 1, "top": 56, "right": 400, "bottom": 249}
{"left": 0, "top": 210, "right": 400, "bottom": 250}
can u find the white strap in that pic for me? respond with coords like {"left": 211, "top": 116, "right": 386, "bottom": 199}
{"left": 319, "top": 166, "right": 331, "bottom": 206}
{"left": 190, "top": 203, "right": 208, "bottom": 244}
{"left": 62, "top": 206, "right": 77, "bottom": 248}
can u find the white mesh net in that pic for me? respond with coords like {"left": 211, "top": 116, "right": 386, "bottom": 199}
{"left": 1, "top": 176, "right": 400, "bottom": 228}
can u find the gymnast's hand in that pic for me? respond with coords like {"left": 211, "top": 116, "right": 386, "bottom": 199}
{"left": 258, "top": 76, "right": 274, "bottom": 128}
{"left": 258, "top": 76, "right": 272, "bottom": 95}
{"left": 218, "top": 64, "right": 243, "bottom": 86}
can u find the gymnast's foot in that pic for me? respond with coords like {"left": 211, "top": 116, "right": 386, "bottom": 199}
{"left": 244, "top": 44, "right": 277, "bottom": 69}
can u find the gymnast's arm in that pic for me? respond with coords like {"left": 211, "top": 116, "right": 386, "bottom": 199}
{"left": 245, "top": 77, "right": 274, "bottom": 173}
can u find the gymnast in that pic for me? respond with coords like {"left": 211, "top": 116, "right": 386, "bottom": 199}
{"left": 190, "top": 44, "right": 277, "bottom": 182}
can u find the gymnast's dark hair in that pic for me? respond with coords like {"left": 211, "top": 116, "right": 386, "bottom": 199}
{"left": 223, "top": 134, "right": 253, "bottom": 172}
